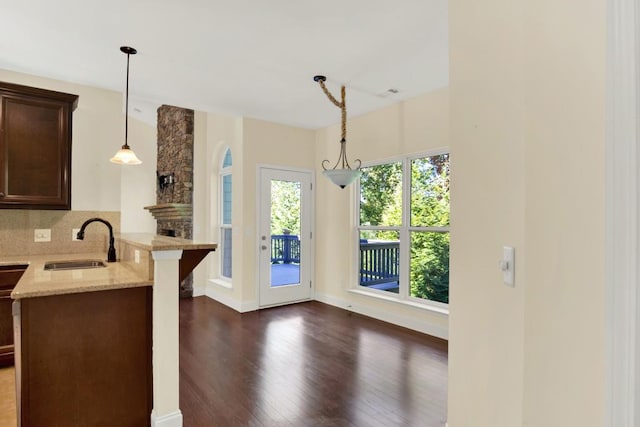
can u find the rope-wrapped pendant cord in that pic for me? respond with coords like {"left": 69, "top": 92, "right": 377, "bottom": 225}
{"left": 317, "top": 80, "right": 347, "bottom": 142}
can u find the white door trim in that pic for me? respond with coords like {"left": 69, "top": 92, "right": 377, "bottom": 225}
{"left": 606, "top": 0, "right": 639, "bottom": 425}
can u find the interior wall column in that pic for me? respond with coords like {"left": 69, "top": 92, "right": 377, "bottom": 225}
{"left": 150, "top": 249, "right": 184, "bottom": 427}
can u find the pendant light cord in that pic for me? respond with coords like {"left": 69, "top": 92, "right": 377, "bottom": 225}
{"left": 110, "top": 46, "right": 141, "bottom": 164}
{"left": 315, "top": 75, "right": 360, "bottom": 172}
{"left": 317, "top": 79, "right": 346, "bottom": 142}
{"left": 124, "top": 51, "right": 130, "bottom": 149}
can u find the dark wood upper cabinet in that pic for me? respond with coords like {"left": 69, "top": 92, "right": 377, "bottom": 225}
{"left": 0, "top": 81, "right": 78, "bottom": 210}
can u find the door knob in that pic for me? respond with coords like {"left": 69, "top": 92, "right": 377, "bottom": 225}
{"left": 261, "top": 245, "right": 267, "bottom": 250}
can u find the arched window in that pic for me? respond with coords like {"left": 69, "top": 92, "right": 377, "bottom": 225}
{"left": 220, "top": 148, "right": 232, "bottom": 279}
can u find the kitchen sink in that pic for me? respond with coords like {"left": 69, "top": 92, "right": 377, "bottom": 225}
{"left": 44, "top": 260, "right": 107, "bottom": 271}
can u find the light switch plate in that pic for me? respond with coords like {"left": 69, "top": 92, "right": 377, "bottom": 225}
{"left": 134, "top": 250, "right": 141, "bottom": 264}
{"left": 34, "top": 229, "right": 51, "bottom": 242}
{"left": 501, "top": 246, "right": 515, "bottom": 287}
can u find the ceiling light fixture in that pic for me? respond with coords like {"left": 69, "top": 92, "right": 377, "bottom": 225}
{"left": 110, "top": 46, "right": 142, "bottom": 165}
{"left": 314, "top": 75, "right": 361, "bottom": 189}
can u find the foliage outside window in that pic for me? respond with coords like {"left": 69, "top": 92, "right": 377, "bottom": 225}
{"left": 269, "top": 180, "right": 302, "bottom": 286}
{"left": 358, "top": 152, "right": 450, "bottom": 305}
{"left": 270, "top": 180, "right": 301, "bottom": 236}
{"left": 220, "top": 148, "right": 232, "bottom": 279}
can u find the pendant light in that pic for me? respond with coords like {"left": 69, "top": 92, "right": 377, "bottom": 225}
{"left": 314, "top": 75, "right": 361, "bottom": 188}
{"left": 110, "top": 46, "right": 142, "bottom": 165}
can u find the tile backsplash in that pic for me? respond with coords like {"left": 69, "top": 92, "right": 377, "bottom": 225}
{"left": 0, "top": 210, "right": 120, "bottom": 257}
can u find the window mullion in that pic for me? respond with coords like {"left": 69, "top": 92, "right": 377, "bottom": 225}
{"left": 399, "top": 157, "right": 411, "bottom": 299}
{"left": 219, "top": 148, "right": 233, "bottom": 280}
{"left": 410, "top": 226, "right": 450, "bottom": 233}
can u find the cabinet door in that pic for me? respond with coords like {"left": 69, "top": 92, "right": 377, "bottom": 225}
{"left": 19, "top": 287, "right": 152, "bottom": 426}
{"left": 0, "top": 82, "right": 78, "bottom": 210}
{"left": 0, "top": 289, "right": 15, "bottom": 366}
{"left": 0, "top": 266, "right": 26, "bottom": 366}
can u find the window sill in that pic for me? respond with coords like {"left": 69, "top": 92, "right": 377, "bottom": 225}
{"left": 209, "top": 278, "right": 232, "bottom": 289}
{"left": 347, "top": 288, "right": 449, "bottom": 316}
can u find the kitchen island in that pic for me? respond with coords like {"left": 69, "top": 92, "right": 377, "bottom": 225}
{"left": 7, "top": 233, "right": 216, "bottom": 427}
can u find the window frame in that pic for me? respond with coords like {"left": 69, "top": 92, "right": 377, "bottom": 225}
{"left": 355, "top": 148, "right": 450, "bottom": 309}
{"left": 219, "top": 147, "right": 233, "bottom": 281}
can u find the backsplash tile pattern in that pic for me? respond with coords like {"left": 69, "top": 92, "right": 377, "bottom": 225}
{"left": 0, "top": 210, "right": 120, "bottom": 257}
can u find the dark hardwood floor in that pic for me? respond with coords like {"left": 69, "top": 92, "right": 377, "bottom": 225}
{"left": 179, "top": 297, "right": 448, "bottom": 427}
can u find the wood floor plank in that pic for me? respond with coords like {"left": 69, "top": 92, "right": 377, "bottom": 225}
{"left": 0, "top": 366, "right": 17, "bottom": 427}
{"left": 179, "top": 297, "right": 447, "bottom": 427}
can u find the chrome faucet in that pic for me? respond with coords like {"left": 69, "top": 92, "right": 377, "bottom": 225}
{"left": 76, "top": 218, "right": 117, "bottom": 262}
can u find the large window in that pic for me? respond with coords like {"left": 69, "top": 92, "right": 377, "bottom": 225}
{"left": 220, "top": 148, "right": 232, "bottom": 279}
{"left": 357, "top": 151, "right": 450, "bottom": 305}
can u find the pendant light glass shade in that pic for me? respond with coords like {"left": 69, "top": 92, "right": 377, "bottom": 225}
{"left": 323, "top": 168, "right": 362, "bottom": 189}
{"left": 110, "top": 46, "right": 142, "bottom": 165}
{"left": 110, "top": 145, "right": 142, "bottom": 164}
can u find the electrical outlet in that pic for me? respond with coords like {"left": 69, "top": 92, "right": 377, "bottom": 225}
{"left": 34, "top": 229, "right": 51, "bottom": 242}
{"left": 72, "top": 228, "right": 81, "bottom": 241}
{"left": 134, "top": 250, "right": 140, "bottom": 264}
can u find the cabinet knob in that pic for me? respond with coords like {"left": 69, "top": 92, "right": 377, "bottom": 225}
{"left": 0, "top": 192, "right": 4, "bottom": 198}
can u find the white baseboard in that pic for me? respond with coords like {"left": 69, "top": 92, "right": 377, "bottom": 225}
{"left": 204, "top": 282, "right": 258, "bottom": 313}
{"left": 314, "top": 291, "right": 448, "bottom": 340}
{"left": 151, "top": 410, "right": 183, "bottom": 427}
{"left": 203, "top": 286, "right": 447, "bottom": 339}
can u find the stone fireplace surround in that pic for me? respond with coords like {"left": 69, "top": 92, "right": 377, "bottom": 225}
{"left": 145, "top": 105, "right": 195, "bottom": 298}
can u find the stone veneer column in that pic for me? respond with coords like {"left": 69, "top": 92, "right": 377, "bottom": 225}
{"left": 157, "top": 105, "right": 194, "bottom": 298}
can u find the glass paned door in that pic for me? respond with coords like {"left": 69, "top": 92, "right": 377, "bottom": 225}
{"left": 259, "top": 167, "right": 313, "bottom": 307}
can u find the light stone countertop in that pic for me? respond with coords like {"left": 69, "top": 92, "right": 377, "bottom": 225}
{"left": 6, "top": 234, "right": 217, "bottom": 300}
{"left": 5, "top": 252, "right": 152, "bottom": 300}
{"left": 116, "top": 233, "right": 217, "bottom": 251}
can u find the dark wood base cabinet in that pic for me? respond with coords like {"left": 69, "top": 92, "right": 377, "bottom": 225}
{"left": 14, "top": 287, "right": 152, "bottom": 427}
{"left": 0, "top": 264, "right": 27, "bottom": 366}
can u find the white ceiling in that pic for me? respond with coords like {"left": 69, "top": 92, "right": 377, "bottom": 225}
{"left": 0, "top": 0, "right": 448, "bottom": 129}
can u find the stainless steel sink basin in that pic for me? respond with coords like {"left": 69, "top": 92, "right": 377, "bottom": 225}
{"left": 44, "top": 260, "right": 107, "bottom": 271}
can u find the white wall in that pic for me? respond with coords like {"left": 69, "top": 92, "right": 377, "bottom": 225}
{"left": 447, "top": 0, "right": 526, "bottom": 422}
{"left": 447, "top": 0, "right": 606, "bottom": 426}
{"left": 314, "top": 88, "right": 450, "bottom": 339}
{"left": 120, "top": 116, "right": 157, "bottom": 233}
{"left": 193, "top": 112, "right": 244, "bottom": 300}
{"left": 240, "top": 118, "right": 316, "bottom": 307}
{"left": 522, "top": 0, "right": 605, "bottom": 425}
{"left": 195, "top": 115, "right": 316, "bottom": 308}
{"left": 193, "top": 90, "right": 451, "bottom": 333}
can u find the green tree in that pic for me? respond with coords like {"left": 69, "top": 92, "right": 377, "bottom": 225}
{"left": 270, "top": 180, "right": 301, "bottom": 235}
{"left": 360, "top": 162, "right": 402, "bottom": 226}
{"left": 410, "top": 231, "right": 449, "bottom": 303}
{"left": 409, "top": 154, "right": 450, "bottom": 303}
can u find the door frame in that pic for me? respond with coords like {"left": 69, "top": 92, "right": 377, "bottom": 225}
{"left": 606, "top": 0, "right": 639, "bottom": 424}
{"left": 256, "top": 164, "right": 315, "bottom": 308}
